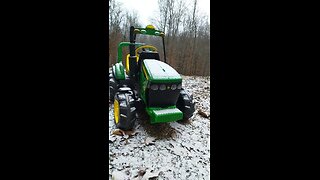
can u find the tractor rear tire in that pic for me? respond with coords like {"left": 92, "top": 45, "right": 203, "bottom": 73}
{"left": 176, "top": 89, "right": 195, "bottom": 120}
{"left": 109, "top": 72, "right": 118, "bottom": 102}
{"left": 113, "top": 89, "right": 137, "bottom": 130}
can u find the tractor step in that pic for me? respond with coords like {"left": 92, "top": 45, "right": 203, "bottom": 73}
{"left": 146, "top": 107, "right": 183, "bottom": 124}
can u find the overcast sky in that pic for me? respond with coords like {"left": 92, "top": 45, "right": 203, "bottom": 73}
{"left": 115, "top": 0, "right": 210, "bottom": 27}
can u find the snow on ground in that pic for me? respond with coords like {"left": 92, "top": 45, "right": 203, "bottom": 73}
{"left": 109, "top": 75, "right": 211, "bottom": 180}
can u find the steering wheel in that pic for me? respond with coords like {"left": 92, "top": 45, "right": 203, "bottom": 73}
{"left": 135, "top": 45, "right": 158, "bottom": 57}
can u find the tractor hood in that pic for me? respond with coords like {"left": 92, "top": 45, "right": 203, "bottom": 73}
{"left": 142, "top": 59, "right": 182, "bottom": 83}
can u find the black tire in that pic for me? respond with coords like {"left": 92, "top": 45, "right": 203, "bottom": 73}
{"left": 176, "top": 89, "right": 195, "bottom": 120}
{"left": 109, "top": 72, "right": 118, "bottom": 102}
{"left": 113, "top": 88, "right": 137, "bottom": 130}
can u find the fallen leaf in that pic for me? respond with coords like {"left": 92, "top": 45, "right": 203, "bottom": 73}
{"left": 170, "top": 132, "right": 177, "bottom": 139}
{"left": 198, "top": 109, "right": 209, "bottom": 118}
{"left": 123, "top": 134, "right": 129, "bottom": 139}
{"left": 145, "top": 137, "right": 156, "bottom": 145}
{"left": 124, "top": 130, "right": 138, "bottom": 136}
{"left": 138, "top": 169, "right": 146, "bottom": 176}
{"left": 112, "top": 129, "right": 125, "bottom": 136}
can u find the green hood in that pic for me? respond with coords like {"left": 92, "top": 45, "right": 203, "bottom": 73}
{"left": 142, "top": 59, "right": 182, "bottom": 83}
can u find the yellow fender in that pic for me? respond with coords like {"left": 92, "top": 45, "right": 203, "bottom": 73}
{"left": 125, "top": 54, "right": 139, "bottom": 75}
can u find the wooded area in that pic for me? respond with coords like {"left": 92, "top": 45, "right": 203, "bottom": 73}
{"left": 109, "top": 0, "right": 210, "bottom": 76}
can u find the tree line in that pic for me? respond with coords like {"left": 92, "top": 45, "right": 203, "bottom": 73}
{"left": 109, "top": 0, "right": 210, "bottom": 76}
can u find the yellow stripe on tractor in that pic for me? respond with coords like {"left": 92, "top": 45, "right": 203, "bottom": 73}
{"left": 142, "top": 65, "right": 149, "bottom": 80}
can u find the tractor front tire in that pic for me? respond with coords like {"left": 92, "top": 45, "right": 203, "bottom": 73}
{"left": 109, "top": 72, "right": 118, "bottom": 102}
{"left": 176, "top": 89, "right": 195, "bottom": 120}
{"left": 113, "top": 89, "right": 137, "bottom": 130}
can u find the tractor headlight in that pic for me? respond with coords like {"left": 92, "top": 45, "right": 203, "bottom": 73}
{"left": 171, "top": 84, "right": 177, "bottom": 90}
{"left": 159, "top": 84, "right": 166, "bottom": 91}
{"left": 150, "top": 84, "right": 158, "bottom": 90}
{"left": 177, "top": 83, "right": 182, "bottom": 89}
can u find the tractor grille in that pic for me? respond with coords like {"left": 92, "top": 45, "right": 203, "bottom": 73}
{"left": 146, "top": 82, "right": 182, "bottom": 107}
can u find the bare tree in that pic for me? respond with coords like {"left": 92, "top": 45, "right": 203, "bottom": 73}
{"left": 157, "top": 0, "right": 169, "bottom": 33}
{"left": 109, "top": 0, "right": 124, "bottom": 65}
{"left": 108, "top": 0, "right": 210, "bottom": 76}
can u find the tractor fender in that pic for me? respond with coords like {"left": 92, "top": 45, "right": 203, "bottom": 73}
{"left": 112, "top": 63, "right": 125, "bottom": 80}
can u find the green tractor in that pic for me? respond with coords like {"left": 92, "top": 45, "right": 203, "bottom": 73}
{"left": 109, "top": 25, "right": 195, "bottom": 130}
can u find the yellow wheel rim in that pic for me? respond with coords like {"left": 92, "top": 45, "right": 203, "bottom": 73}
{"left": 114, "top": 99, "right": 119, "bottom": 124}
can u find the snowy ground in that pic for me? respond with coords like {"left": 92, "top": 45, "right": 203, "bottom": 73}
{"left": 109, "top": 75, "right": 211, "bottom": 180}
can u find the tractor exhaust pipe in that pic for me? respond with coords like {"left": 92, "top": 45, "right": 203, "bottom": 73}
{"left": 162, "top": 36, "right": 167, "bottom": 63}
{"left": 129, "top": 26, "right": 135, "bottom": 56}
{"left": 129, "top": 26, "right": 138, "bottom": 77}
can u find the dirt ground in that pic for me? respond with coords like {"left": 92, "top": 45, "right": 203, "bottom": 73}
{"left": 109, "top": 75, "right": 211, "bottom": 180}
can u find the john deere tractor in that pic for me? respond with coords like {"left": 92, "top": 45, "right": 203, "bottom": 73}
{"left": 109, "top": 25, "right": 195, "bottom": 130}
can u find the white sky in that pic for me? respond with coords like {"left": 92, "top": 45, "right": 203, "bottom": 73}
{"left": 115, "top": 0, "right": 210, "bottom": 27}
